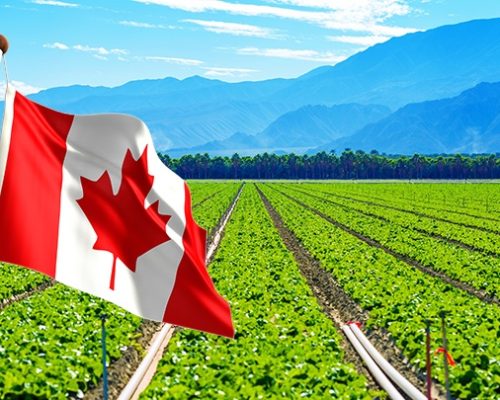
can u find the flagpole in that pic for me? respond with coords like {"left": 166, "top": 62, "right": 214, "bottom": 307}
{"left": 101, "top": 314, "right": 109, "bottom": 400}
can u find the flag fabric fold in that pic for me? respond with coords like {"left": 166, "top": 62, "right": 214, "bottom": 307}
{"left": 0, "top": 86, "right": 234, "bottom": 338}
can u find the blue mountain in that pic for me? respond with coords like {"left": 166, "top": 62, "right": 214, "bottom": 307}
{"left": 256, "top": 104, "right": 390, "bottom": 148}
{"left": 278, "top": 18, "right": 500, "bottom": 109}
{"left": 316, "top": 82, "right": 500, "bottom": 154}
{"left": 27, "top": 76, "right": 293, "bottom": 149}
{"left": 168, "top": 104, "right": 390, "bottom": 157}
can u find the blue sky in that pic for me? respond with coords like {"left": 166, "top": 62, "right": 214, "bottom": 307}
{"left": 2, "top": 0, "right": 500, "bottom": 93}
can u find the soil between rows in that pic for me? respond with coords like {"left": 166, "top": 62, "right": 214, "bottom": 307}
{"left": 0, "top": 279, "right": 54, "bottom": 312}
{"left": 192, "top": 188, "right": 226, "bottom": 209}
{"left": 83, "top": 321, "right": 162, "bottom": 400}
{"left": 256, "top": 184, "right": 444, "bottom": 399}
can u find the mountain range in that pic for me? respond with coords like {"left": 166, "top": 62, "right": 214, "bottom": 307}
{"left": 270, "top": 17, "right": 500, "bottom": 109}
{"left": 315, "top": 82, "right": 500, "bottom": 154}
{"left": 168, "top": 104, "right": 390, "bottom": 157}
{"left": 2, "top": 18, "right": 500, "bottom": 155}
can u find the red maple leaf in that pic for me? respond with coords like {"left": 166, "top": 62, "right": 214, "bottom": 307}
{"left": 77, "top": 146, "right": 171, "bottom": 290}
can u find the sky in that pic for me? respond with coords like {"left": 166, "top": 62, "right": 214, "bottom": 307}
{"left": 1, "top": 0, "right": 500, "bottom": 93}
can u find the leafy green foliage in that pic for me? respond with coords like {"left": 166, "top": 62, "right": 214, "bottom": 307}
{"left": 295, "top": 183, "right": 499, "bottom": 253}
{"left": 142, "top": 185, "right": 377, "bottom": 399}
{"left": 188, "top": 181, "right": 232, "bottom": 206}
{"left": 281, "top": 184, "right": 499, "bottom": 296}
{"left": 0, "top": 284, "right": 142, "bottom": 399}
{"left": 192, "top": 183, "right": 241, "bottom": 234}
{"left": 309, "top": 182, "right": 500, "bottom": 228}
{"left": 261, "top": 183, "right": 499, "bottom": 399}
{"left": 1, "top": 181, "right": 497, "bottom": 399}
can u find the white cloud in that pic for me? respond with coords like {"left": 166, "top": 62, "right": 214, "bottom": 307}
{"left": 119, "top": 20, "right": 175, "bottom": 29}
{"left": 267, "top": 0, "right": 410, "bottom": 16}
{"left": 145, "top": 56, "right": 204, "bottom": 66}
{"left": 43, "top": 42, "right": 128, "bottom": 60}
{"left": 42, "top": 41, "right": 202, "bottom": 66}
{"left": 134, "top": 0, "right": 416, "bottom": 37}
{"left": 0, "top": 81, "right": 43, "bottom": 95}
{"left": 203, "top": 67, "right": 257, "bottom": 77}
{"left": 92, "top": 54, "right": 108, "bottom": 61}
{"left": 322, "top": 21, "right": 416, "bottom": 37}
{"left": 43, "top": 42, "right": 70, "bottom": 50}
{"left": 32, "top": 0, "right": 78, "bottom": 7}
{"left": 237, "top": 47, "right": 346, "bottom": 63}
{"left": 184, "top": 19, "right": 277, "bottom": 38}
{"left": 327, "top": 35, "right": 390, "bottom": 47}
{"left": 73, "top": 44, "right": 128, "bottom": 56}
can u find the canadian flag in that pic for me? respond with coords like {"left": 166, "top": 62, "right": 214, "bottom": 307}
{"left": 0, "top": 86, "right": 234, "bottom": 338}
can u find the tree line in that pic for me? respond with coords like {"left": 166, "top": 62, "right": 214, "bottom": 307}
{"left": 158, "top": 150, "right": 500, "bottom": 180}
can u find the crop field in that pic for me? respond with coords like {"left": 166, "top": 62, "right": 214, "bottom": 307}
{"left": 0, "top": 181, "right": 498, "bottom": 399}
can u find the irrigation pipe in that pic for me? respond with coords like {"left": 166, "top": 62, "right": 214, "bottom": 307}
{"left": 117, "top": 323, "right": 173, "bottom": 400}
{"left": 341, "top": 325, "right": 405, "bottom": 400}
{"left": 348, "top": 323, "right": 427, "bottom": 400}
{"left": 206, "top": 184, "right": 243, "bottom": 261}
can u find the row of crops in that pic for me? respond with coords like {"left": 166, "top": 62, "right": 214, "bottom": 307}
{"left": 140, "top": 182, "right": 498, "bottom": 399}
{"left": 0, "top": 262, "right": 50, "bottom": 304}
{"left": 0, "top": 181, "right": 497, "bottom": 399}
